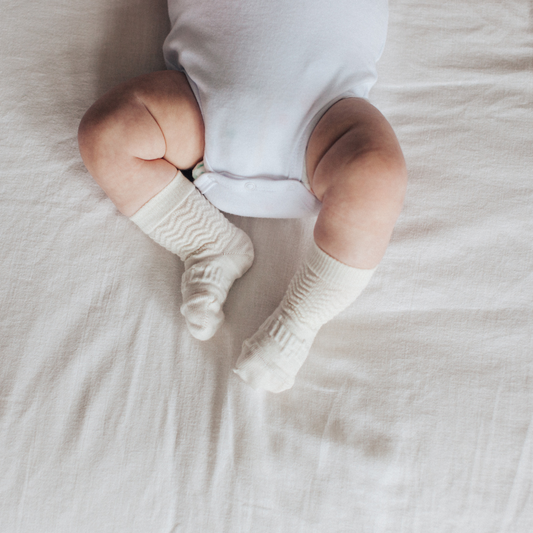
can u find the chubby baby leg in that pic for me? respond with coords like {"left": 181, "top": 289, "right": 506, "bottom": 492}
{"left": 78, "top": 71, "right": 253, "bottom": 340}
{"left": 234, "top": 98, "right": 407, "bottom": 392}
{"left": 78, "top": 71, "right": 204, "bottom": 216}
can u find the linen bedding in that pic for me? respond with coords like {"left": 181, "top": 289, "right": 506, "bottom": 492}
{"left": 1, "top": 0, "right": 532, "bottom": 531}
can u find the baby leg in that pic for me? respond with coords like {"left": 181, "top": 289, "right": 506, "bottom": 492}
{"left": 234, "top": 98, "right": 407, "bottom": 392}
{"left": 78, "top": 71, "right": 253, "bottom": 340}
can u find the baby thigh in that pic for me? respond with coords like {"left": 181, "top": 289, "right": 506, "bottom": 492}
{"left": 78, "top": 70, "right": 204, "bottom": 216}
{"left": 305, "top": 98, "right": 407, "bottom": 269}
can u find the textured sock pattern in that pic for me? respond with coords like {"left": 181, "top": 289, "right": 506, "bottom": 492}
{"left": 157, "top": 189, "right": 241, "bottom": 263}
{"left": 130, "top": 172, "right": 254, "bottom": 340}
{"left": 234, "top": 242, "right": 375, "bottom": 392}
{"left": 280, "top": 242, "right": 376, "bottom": 332}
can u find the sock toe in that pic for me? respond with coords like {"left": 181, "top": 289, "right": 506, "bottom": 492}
{"left": 233, "top": 315, "right": 314, "bottom": 393}
{"left": 180, "top": 293, "right": 224, "bottom": 340}
{"left": 179, "top": 231, "right": 254, "bottom": 341}
{"left": 233, "top": 352, "right": 295, "bottom": 393}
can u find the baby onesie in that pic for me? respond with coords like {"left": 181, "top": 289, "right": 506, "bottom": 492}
{"left": 163, "top": 0, "right": 388, "bottom": 218}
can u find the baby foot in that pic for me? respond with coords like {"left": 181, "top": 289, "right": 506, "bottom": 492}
{"left": 180, "top": 229, "right": 253, "bottom": 340}
{"left": 233, "top": 241, "right": 376, "bottom": 391}
{"left": 233, "top": 307, "right": 316, "bottom": 393}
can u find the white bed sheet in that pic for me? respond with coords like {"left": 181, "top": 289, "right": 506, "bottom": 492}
{"left": 1, "top": 0, "right": 532, "bottom": 531}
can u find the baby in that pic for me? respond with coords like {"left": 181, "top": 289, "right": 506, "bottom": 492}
{"left": 78, "top": 0, "right": 407, "bottom": 393}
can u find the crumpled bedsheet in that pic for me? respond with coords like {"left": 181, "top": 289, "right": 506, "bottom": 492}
{"left": 1, "top": 0, "right": 532, "bottom": 531}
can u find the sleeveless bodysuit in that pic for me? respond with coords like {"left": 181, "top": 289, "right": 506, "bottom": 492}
{"left": 163, "top": 0, "right": 388, "bottom": 218}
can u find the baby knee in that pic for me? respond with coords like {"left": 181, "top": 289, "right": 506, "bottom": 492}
{"left": 78, "top": 89, "right": 165, "bottom": 179}
{"left": 77, "top": 98, "right": 123, "bottom": 173}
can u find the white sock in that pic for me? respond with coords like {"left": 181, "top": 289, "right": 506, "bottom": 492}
{"left": 233, "top": 242, "right": 375, "bottom": 392}
{"left": 130, "top": 171, "right": 254, "bottom": 340}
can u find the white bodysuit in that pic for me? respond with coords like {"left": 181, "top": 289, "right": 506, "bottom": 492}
{"left": 163, "top": 0, "right": 388, "bottom": 218}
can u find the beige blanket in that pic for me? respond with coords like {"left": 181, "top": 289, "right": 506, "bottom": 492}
{"left": 1, "top": 0, "right": 532, "bottom": 530}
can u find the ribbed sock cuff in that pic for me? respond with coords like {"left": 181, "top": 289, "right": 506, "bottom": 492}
{"left": 129, "top": 171, "right": 195, "bottom": 233}
{"left": 308, "top": 241, "right": 376, "bottom": 287}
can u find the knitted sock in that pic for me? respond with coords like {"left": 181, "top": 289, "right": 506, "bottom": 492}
{"left": 233, "top": 242, "right": 375, "bottom": 392}
{"left": 130, "top": 171, "right": 254, "bottom": 340}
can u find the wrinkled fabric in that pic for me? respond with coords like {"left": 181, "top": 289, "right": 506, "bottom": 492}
{"left": 0, "top": 0, "right": 532, "bottom": 531}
